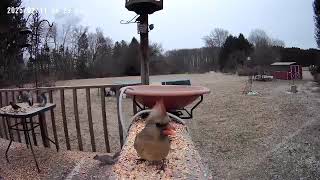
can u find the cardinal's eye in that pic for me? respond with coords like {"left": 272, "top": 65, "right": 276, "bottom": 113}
{"left": 156, "top": 123, "right": 161, "bottom": 127}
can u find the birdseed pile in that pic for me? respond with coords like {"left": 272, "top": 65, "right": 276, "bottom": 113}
{"left": 0, "top": 104, "right": 28, "bottom": 114}
{"left": 111, "top": 118, "right": 212, "bottom": 179}
{"left": 0, "top": 103, "right": 46, "bottom": 114}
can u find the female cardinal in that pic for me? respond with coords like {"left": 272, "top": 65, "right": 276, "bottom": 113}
{"left": 134, "top": 99, "right": 176, "bottom": 162}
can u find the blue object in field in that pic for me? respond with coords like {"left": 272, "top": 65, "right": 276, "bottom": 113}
{"left": 161, "top": 80, "right": 191, "bottom": 86}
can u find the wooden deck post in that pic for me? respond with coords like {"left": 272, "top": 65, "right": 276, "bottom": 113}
{"left": 49, "top": 90, "right": 59, "bottom": 150}
{"left": 0, "top": 119, "right": 2, "bottom": 138}
{"left": 2, "top": 115, "right": 8, "bottom": 140}
{"left": 23, "top": 118, "right": 29, "bottom": 145}
{"left": 86, "top": 88, "right": 96, "bottom": 152}
{"left": 12, "top": 91, "right": 21, "bottom": 143}
{"left": 116, "top": 88, "right": 124, "bottom": 147}
{"left": 60, "top": 89, "right": 71, "bottom": 150}
{"left": 100, "top": 87, "right": 111, "bottom": 153}
{"left": 0, "top": 92, "right": 3, "bottom": 138}
{"left": 73, "top": 88, "right": 83, "bottom": 151}
{"left": 30, "top": 117, "right": 38, "bottom": 146}
{"left": 39, "top": 112, "right": 50, "bottom": 148}
{"left": 4, "top": 92, "right": 11, "bottom": 141}
{"left": 0, "top": 92, "right": 2, "bottom": 107}
{"left": 5, "top": 91, "right": 8, "bottom": 105}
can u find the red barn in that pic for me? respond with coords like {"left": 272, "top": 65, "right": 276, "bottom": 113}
{"left": 271, "top": 62, "right": 303, "bottom": 80}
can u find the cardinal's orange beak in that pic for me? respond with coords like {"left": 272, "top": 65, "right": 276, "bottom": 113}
{"left": 162, "top": 123, "right": 176, "bottom": 136}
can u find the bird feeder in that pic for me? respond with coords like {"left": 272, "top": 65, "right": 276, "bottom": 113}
{"left": 125, "top": 0, "right": 163, "bottom": 15}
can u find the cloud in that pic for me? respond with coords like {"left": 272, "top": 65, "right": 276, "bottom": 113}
{"left": 54, "top": 10, "right": 83, "bottom": 27}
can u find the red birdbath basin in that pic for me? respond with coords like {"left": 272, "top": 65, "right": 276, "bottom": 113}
{"left": 125, "top": 85, "right": 210, "bottom": 110}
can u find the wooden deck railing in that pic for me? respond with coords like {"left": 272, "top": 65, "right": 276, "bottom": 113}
{"left": 0, "top": 84, "right": 138, "bottom": 153}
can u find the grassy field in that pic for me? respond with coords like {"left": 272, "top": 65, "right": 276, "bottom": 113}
{"left": 52, "top": 71, "right": 320, "bottom": 179}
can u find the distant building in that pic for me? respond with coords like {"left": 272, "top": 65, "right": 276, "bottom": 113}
{"left": 270, "top": 62, "right": 302, "bottom": 80}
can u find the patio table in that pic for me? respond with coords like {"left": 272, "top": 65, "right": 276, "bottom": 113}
{"left": 0, "top": 103, "right": 57, "bottom": 172}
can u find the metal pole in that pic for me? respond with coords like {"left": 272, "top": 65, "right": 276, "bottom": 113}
{"left": 33, "top": 18, "right": 53, "bottom": 88}
{"left": 139, "top": 14, "right": 149, "bottom": 85}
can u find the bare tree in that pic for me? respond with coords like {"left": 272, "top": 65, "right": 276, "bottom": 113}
{"left": 71, "top": 26, "right": 88, "bottom": 56}
{"left": 203, "top": 28, "right": 229, "bottom": 48}
{"left": 61, "top": 23, "right": 72, "bottom": 48}
{"left": 88, "top": 31, "right": 98, "bottom": 62}
{"left": 53, "top": 12, "right": 82, "bottom": 53}
{"left": 150, "top": 42, "right": 164, "bottom": 57}
{"left": 270, "top": 38, "right": 285, "bottom": 47}
{"left": 248, "top": 29, "right": 270, "bottom": 47}
{"left": 48, "top": 24, "right": 58, "bottom": 50}
{"left": 249, "top": 29, "right": 286, "bottom": 48}
{"left": 89, "top": 29, "right": 115, "bottom": 77}
{"left": 248, "top": 29, "right": 284, "bottom": 71}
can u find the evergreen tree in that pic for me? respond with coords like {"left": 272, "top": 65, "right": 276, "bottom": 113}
{"left": 219, "top": 34, "right": 253, "bottom": 71}
{"left": 219, "top": 35, "right": 236, "bottom": 71}
{"left": 76, "top": 31, "right": 90, "bottom": 78}
{"left": 113, "top": 41, "right": 122, "bottom": 59}
{"left": 92, "top": 31, "right": 114, "bottom": 77}
{"left": 0, "top": 0, "right": 26, "bottom": 85}
{"left": 123, "top": 37, "right": 140, "bottom": 76}
{"left": 237, "top": 34, "right": 253, "bottom": 56}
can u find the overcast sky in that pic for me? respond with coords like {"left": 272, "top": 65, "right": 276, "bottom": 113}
{"left": 22, "top": 0, "right": 317, "bottom": 50}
